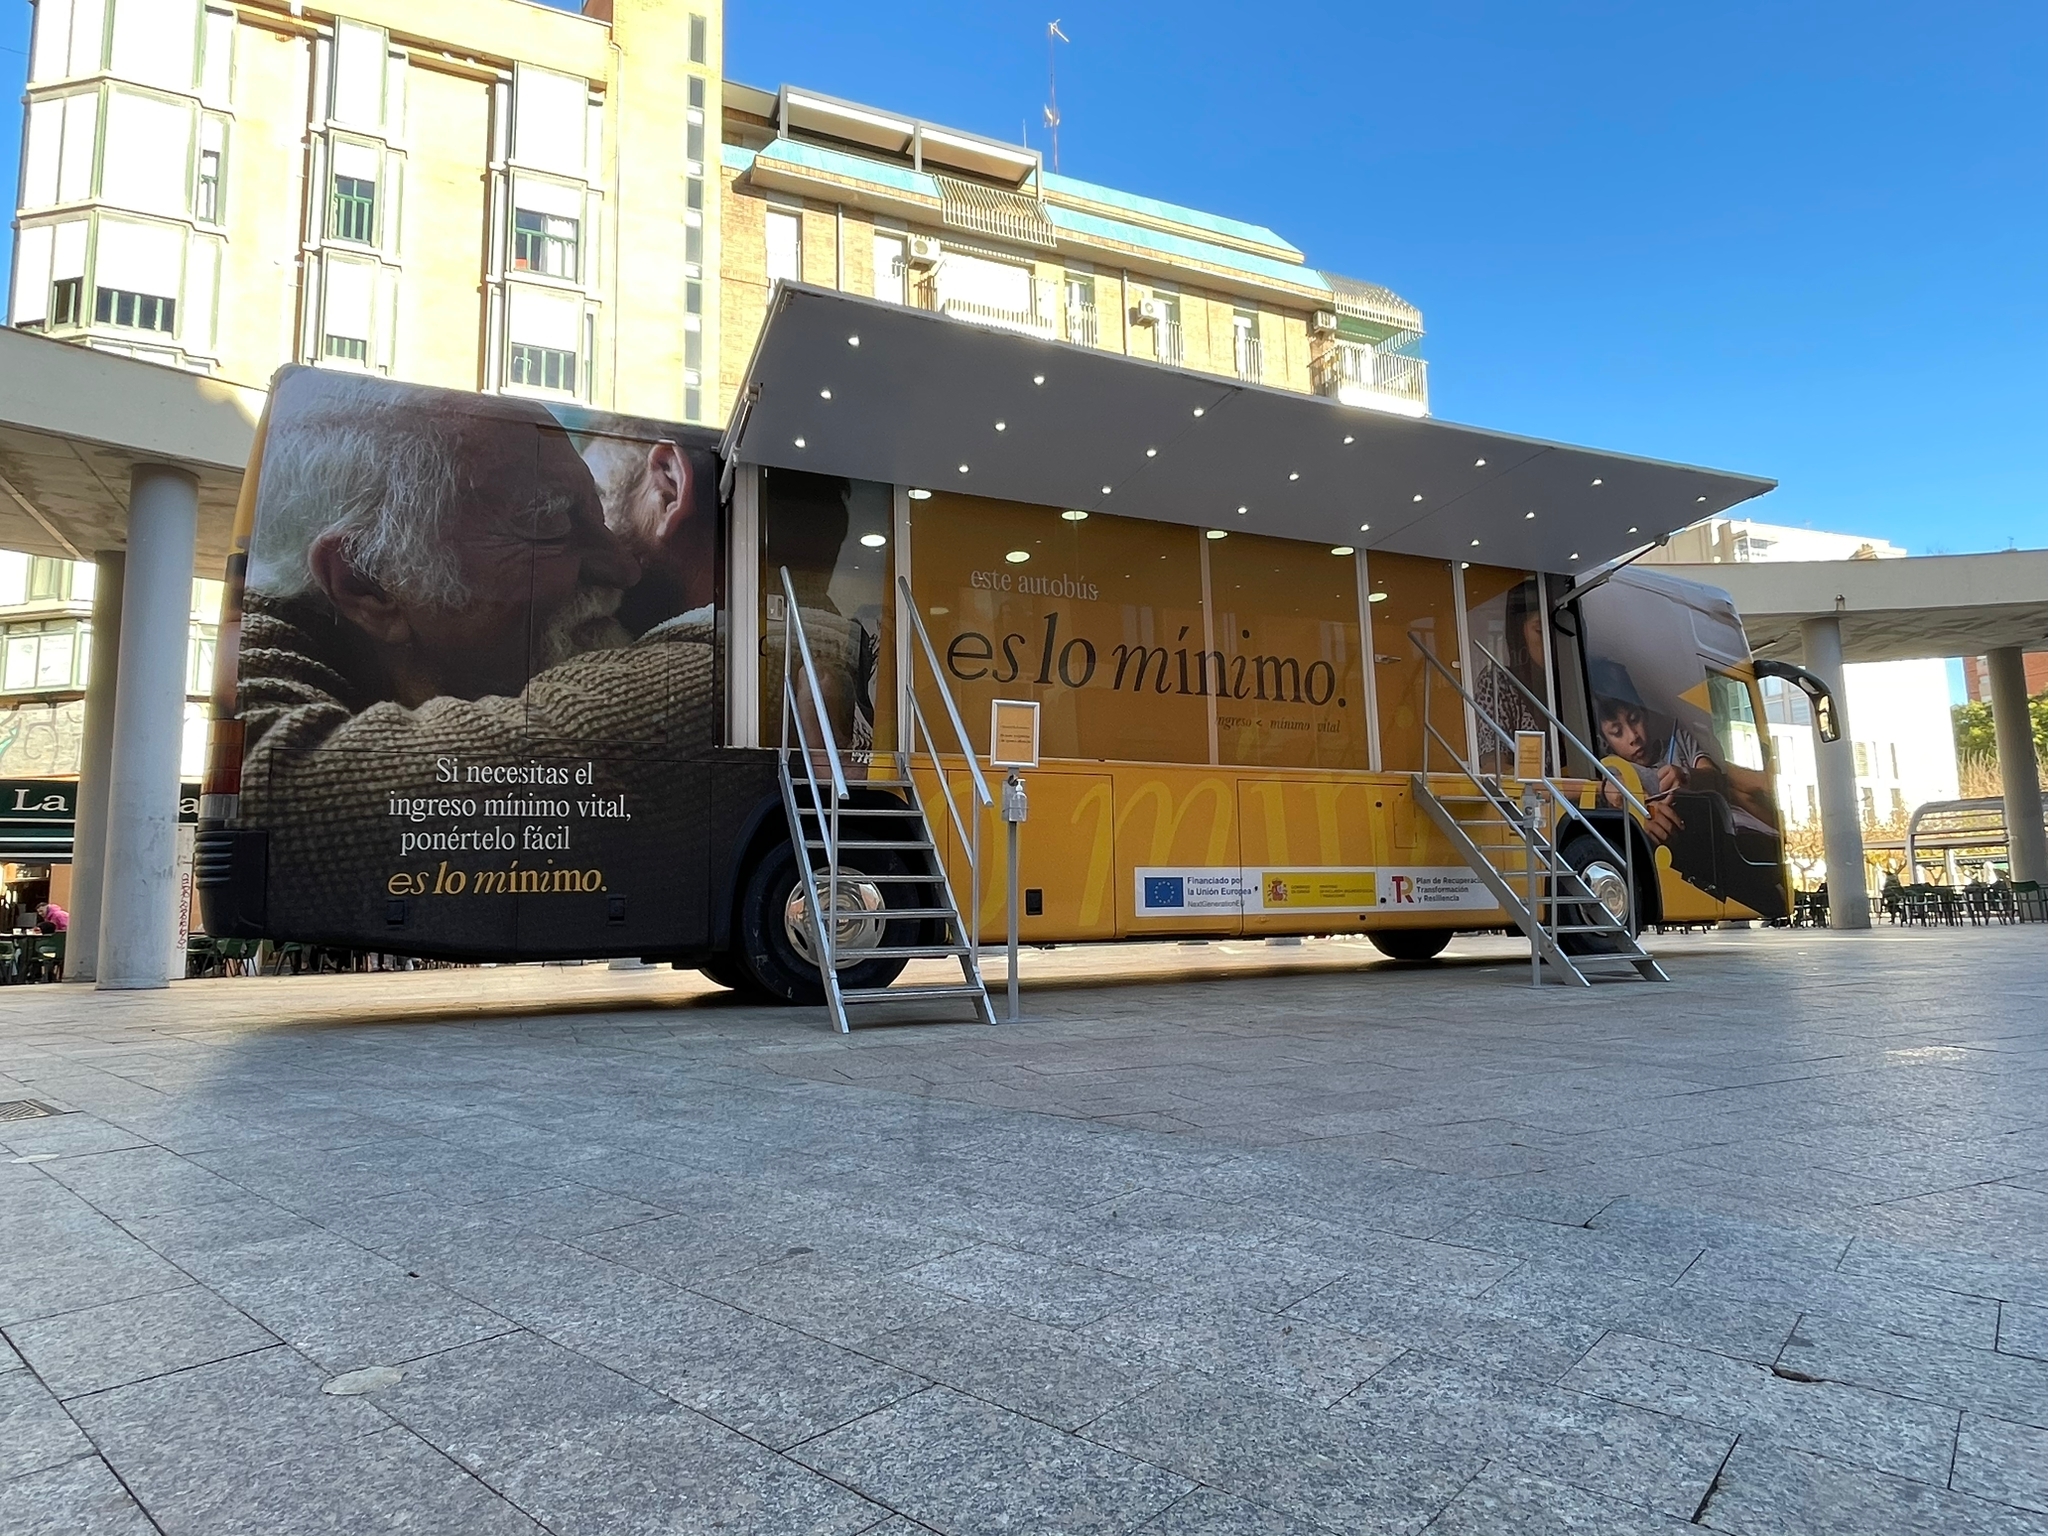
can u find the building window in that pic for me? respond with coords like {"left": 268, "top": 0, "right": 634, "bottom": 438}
{"left": 197, "top": 148, "right": 222, "bottom": 222}
{"left": 330, "top": 174, "right": 376, "bottom": 244}
{"left": 510, "top": 343, "right": 577, "bottom": 393}
{"left": 187, "top": 626, "right": 218, "bottom": 696}
{"left": 1232, "top": 309, "right": 1262, "bottom": 382}
{"left": 684, "top": 214, "right": 703, "bottom": 270}
{"left": 2, "top": 623, "right": 83, "bottom": 692}
{"left": 685, "top": 387, "right": 701, "bottom": 420}
{"left": 323, "top": 334, "right": 367, "bottom": 363}
{"left": 26, "top": 558, "right": 70, "bottom": 602}
{"left": 688, "top": 14, "right": 708, "bottom": 64}
{"left": 94, "top": 286, "right": 177, "bottom": 332}
{"left": 766, "top": 209, "right": 800, "bottom": 286}
{"left": 51, "top": 277, "right": 83, "bottom": 327}
{"left": 513, "top": 210, "right": 579, "bottom": 278}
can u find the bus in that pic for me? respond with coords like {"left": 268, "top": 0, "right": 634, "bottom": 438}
{"left": 198, "top": 285, "right": 1832, "bottom": 1011}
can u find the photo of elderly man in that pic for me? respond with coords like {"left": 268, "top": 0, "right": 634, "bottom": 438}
{"left": 230, "top": 368, "right": 720, "bottom": 950}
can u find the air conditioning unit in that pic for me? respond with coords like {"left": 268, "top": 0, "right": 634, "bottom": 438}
{"left": 1131, "top": 297, "right": 1169, "bottom": 326}
{"left": 906, "top": 235, "right": 943, "bottom": 267}
{"left": 1310, "top": 309, "right": 1339, "bottom": 335}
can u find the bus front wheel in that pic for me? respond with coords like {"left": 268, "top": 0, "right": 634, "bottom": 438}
{"left": 1369, "top": 928, "right": 1453, "bottom": 962}
{"left": 736, "top": 841, "right": 915, "bottom": 1006}
{"left": 1557, "top": 833, "right": 1640, "bottom": 954}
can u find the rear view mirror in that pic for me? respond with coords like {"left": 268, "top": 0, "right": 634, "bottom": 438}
{"left": 1755, "top": 658, "right": 1842, "bottom": 744}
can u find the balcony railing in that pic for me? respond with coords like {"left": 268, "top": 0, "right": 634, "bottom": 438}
{"left": 1234, "top": 334, "right": 1262, "bottom": 383}
{"left": 1311, "top": 342, "right": 1429, "bottom": 417}
{"left": 1155, "top": 319, "right": 1184, "bottom": 367}
{"left": 1066, "top": 304, "right": 1100, "bottom": 348}
{"left": 913, "top": 279, "right": 1056, "bottom": 340}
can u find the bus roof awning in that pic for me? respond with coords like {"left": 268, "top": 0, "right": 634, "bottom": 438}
{"left": 725, "top": 284, "right": 1775, "bottom": 571}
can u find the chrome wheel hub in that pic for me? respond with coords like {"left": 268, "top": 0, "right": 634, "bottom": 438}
{"left": 1579, "top": 860, "right": 1629, "bottom": 927}
{"left": 784, "top": 875, "right": 888, "bottom": 969}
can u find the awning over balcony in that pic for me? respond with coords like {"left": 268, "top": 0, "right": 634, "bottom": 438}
{"left": 726, "top": 284, "right": 1774, "bottom": 572}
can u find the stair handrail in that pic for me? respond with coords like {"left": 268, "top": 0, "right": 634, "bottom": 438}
{"left": 897, "top": 576, "right": 993, "bottom": 959}
{"left": 1411, "top": 634, "right": 1640, "bottom": 928}
{"left": 779, "top": 566, "right": 850, "bottom": 976}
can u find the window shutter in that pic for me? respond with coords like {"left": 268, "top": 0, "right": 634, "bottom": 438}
{"left": 13, "top": 226, "right": 54, "bottom": 324}
{"left": 507, "top": 284, "right": 581, "bottom": 350}
{"left": 512, "top": 65, "right": 587, "bottom": 177}
{"left": 94, "top": 218, "right": 183, "bottom": 297}
{"left": 101, "top": 90, "right": 194, "bottom": 218}
{"left": 331, "top": 20, "right": 385, "bottom": 129}
{"left": 322, "top": 258, "right": 374, "bottom": 343}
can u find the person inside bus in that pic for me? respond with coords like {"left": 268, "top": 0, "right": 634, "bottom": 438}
{"left": 243, "top": 375, "right": 644, "bottom": 709}
{"left": 568, "top": 419, "right": 717, "bottom": 640}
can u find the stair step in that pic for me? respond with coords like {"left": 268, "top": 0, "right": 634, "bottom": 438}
{"left": 830, "top": 944, "right": 972, "bottom": 959}
{"left": 803, "top": 838, "right": 935, "bottom": 850}
{"left": 840, "top": 983, "right": 990, "bottom": 1003}
{"left": 791, "top": 804, "right": 923, "bottom": 817}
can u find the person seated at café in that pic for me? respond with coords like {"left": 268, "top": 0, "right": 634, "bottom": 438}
{"left": 35, "top": 900, "right": 67, "bottom": 933}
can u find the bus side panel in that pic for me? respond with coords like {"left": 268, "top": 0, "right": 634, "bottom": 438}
{"left": 942, "top": 767, "right": 1117, "bottom": 946}
{"left": 1114, "top": 765, "right": 1243, "bottom": 938}
{"left": 1237, "top": 779, "right": 1382, "bottom": 936}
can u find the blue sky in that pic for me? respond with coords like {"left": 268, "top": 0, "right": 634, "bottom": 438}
{"left": 3, "top": 2, "right": 2042, "bottom": 560}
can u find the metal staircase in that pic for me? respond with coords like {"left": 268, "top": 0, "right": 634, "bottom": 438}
{"left": 1411, "top": 638, "right": 1668, "bottom": 986}
{"left": 775, "top": 568, "right": 997, "bottom": 1032}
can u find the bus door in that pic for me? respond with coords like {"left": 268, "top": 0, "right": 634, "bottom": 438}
{"left": 1366, "top": 553, "right": 1467, "bottom": 772}
{"left": 1461, "top": 566, "right": 1551, "bottom": 776}
{"left": 756, "top": 468, "right": 894, "bottom": 771}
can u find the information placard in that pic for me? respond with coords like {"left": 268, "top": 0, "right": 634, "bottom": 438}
{"left": 989, "top": 699, "right": 1041, "bottom": 769}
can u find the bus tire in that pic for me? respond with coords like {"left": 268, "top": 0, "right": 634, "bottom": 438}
{"left": 1557, "top": 832, "right": 1640, "bottom": 954}
{"left": 736, "top": 840, "right": 914, "bottom": 1006}
{"left": 1369, "top": 928, "right": 1453, "bottom": 962}
{"left": 697, "top": 951, "right": 770, "bottom": 999}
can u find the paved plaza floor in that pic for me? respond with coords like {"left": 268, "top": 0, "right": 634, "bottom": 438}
{"left": 2, "top": 925, "right": 2046, "bottom": 1535}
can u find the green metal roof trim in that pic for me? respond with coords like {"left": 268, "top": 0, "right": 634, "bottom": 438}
{"left": 743, "top": 139, "right": 943, "bottom": 200}
{"left": 1044, "top": 203, "right": 1334, "bottom": 294}
{"left": 721, "top": 144, "right": 757, "bottom": 172}
{"left": 1039, "top": 171, "right": 1301, "bottom": 259}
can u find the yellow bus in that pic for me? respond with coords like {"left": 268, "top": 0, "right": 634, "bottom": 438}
{"left": 199, "top": 285, "right": 1834, "bottom": 1022}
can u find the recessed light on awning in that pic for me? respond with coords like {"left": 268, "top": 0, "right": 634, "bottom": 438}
{"left": 1359, "top": 523, "right": 1371, "bottom": 531}
{"left": 1475, "top": 458, "right": 1487, "bottom": 467}
{"left": 1237, "top": 505, "right": 1248, "bottom": 514}
{"left": 1145, "top": 448, "right": 1157, "bottom": 457}
{"left": 1205, "top": 529, "right": 1227, "bottom": 540}
{"left": 958, "top": 464, "right": 970, "bottom": 473}
{"left": 1101, "top": 485, "right": 1113, "bottom": 495}
{"left": 1470, "top": 539, "right": 1481, "bottom": 547}
{"left": 1343, "top": 435, "right": 1354, "bottom": 445}
{"left": 819, "top": 389, "right": 832, "bottom": 399}
{"left": 1592, "top": 478, "right": 1603, "bottom": 486}
{"left": 1061, "top": 509, "right": 1088, "bottom": 521}
{"left": 908, "top": 488, "right": 932, "bottom": 499}
{"left": 1697, "top": 496, "right": 1708, "bottom": 503}
{"left": 1627, "top": 526, "right": 1638, "bottom": 534}
{"left": 847, "top": 335, "right": 860, "bottom": 347}
{"left": 860, "top": 533, "right": 887, "bottom": 548}
{"left": 1412, "top": 494, "right": 1424, "bottom": 503}
{"left": 1331, "top": 545, "right": 1354, "bottom": 556}
{"left": 794, "top": 437, "right": 806, "bottom": 448}
{"left": 1033, "top": 374, "right": 1045, "bottom": 385}
{"left": 1193, "top": 407, "right": 1205, "bottom": 417}
{"left": 1288, "top": 472, "right": 1300, "bottom": 481}
{"left": 995, "top": 421, "right": 1007, "bottom": 431}
{"left": 1525, "top": 511, "right": 1536, "bottom": 520}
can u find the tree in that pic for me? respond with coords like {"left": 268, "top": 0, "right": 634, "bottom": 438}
{"left": 1951, "top": 691, "right": 2048, "bottom": 792}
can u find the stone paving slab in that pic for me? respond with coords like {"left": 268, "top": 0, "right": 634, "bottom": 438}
{"left": 0, "top": 925, "right": 2045, "bottom": 1533}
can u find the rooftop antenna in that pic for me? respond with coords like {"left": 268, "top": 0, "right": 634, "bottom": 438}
{"left": 1044, "top": 19, "right": 1068, "bottom": 173}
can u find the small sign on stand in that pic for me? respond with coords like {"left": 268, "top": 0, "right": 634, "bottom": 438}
{"left": 1514, "top": 730, "right": 1547, "bottom": 783}
{"left": 989, "top": 701, "right": 1040, "bottom": 1021}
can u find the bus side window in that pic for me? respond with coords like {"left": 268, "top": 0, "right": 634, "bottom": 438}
{"left": 1705, "top": 672, "right": 1765, "bottom": 771}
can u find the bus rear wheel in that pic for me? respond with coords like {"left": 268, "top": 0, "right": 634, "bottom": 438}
{"left": 1369, "top": 928, "right": 1453, "bottom": 962}
{"left": 736, "top": 841, "right": 916, "bottom": 1006}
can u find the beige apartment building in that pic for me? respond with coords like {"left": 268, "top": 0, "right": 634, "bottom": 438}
{"left": 13, "top": 0, "right": 724, "bottom": 423}
{"left": 11, "top": 0, "right": 1426, "bottom": 431}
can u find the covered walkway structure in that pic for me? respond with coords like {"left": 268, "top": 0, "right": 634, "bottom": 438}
{"left": 1662, "top": 551, "right": 2048, "bottom": 927}
{"left": 0, "top": 328, "right": 259, "bottom": 986}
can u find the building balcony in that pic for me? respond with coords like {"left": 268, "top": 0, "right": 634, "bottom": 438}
{"left": 1155, "top": 319, "right": 1184, "bottom": 367}
{"left": 1066, "top": 304, "right": 1100, "bottom": 348}
{"left": 912, "top": 279, "right": 1056, "bottom": 341}
{"left": 1234, "top": 334, "right": 1262, "bottom": 383}
{"left": 1311, "top": 342, "right": 1429, "bottom": 418}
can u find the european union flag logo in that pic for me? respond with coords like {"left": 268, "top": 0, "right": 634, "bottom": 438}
{"left": 1143, "top": 876, "right": 1184, "bottom": 910}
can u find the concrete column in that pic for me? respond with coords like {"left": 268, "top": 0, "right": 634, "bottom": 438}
{"left": 1801, "top": 615, "right": 1870, "bottom": 929}
{"left": 97, "top": 466, "right": 197, "bottom": 989}
{"left": 63, "top": 550, "right": 124, "bottom": 982}
{"left": 1987, "top": 646, "right": 2048, "bottom": 884}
